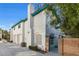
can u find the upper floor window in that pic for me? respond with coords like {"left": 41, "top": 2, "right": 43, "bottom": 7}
{"left": 14, "top": 28, "right": 15, "bottom": 30}
{"left": 18, "top": 24, "right": 21, "bottom": 29}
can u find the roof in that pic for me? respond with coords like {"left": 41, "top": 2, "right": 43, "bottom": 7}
{"left": 11, "top": 18, "right": 27, "bottom": 28}
{"left": 31, "top": 4, "right": 49, "bottom": 16}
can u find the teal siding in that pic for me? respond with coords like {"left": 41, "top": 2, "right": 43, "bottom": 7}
{"left": 11, "top": 18, "right": 27, "bottom": 28}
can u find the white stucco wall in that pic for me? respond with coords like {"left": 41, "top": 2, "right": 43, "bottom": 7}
{"left": 10, "top": 29, "right": 13, "bottom": 41}
{"left": 24, "top": 20, "right": 31, "bottom": 47}
{"left": 11, "top": 22, "right": 23, "bottom": 44}
{"left": 10, "top": 19, "right": 31, "bottom": 47}
{"left": 33, "top": 10, "right": 46, "bottom": 51}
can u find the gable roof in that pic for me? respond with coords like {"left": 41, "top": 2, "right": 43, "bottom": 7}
{"left": 11, "top": 18, "right": 27, "bottom": 28}
{"left": 31, "top": 4, "right": 49, "bottom": 16}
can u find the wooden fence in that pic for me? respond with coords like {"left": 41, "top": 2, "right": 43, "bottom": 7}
{"left": 58, "top": 38, "right": 79, "bottom": 56}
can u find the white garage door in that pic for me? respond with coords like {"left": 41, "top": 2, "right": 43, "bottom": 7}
{"left": 17, "top": 34, "right": 22, "bottom": 44}
{"left": 13, "top": 35, "right": 17, "bottom": 44}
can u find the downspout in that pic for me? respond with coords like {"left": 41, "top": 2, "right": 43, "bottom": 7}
{"left": 30, "top": 16, "right": 35, "bottom": 46}
{"left": 30, "top": 4, "right": 35, "bottom": 46}
{"left": 21, "top": 21, "right": 26, "bottom": 47}
{"left": 22, "top": 22, "right": 25, "bottom": 42}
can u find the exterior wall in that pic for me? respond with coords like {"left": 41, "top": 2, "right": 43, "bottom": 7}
{"left": 33, "top": 10, "right": 46, "bottom": 51}
{"left": 25, "top": 4, "right": 33, "bottom": 47}
{"left": 58, "top": 38, "right": 79, "bottom": 56}
{"left": 10, "top": 4, "right": 32, "bottom": 47}
{"left": 10, "top": 4, "right": 50, "bottom": 52}
{"left": 11, "top": 22, "right": 23, "bottom": 44}
{"left": 10, "top": 20, "right": 31, "bottom": 47}
{"left": 10, "top": 29, "right": 13, "bottom": 41}
{"left": 24, "top": 21, "right": 31, "bottom": 47}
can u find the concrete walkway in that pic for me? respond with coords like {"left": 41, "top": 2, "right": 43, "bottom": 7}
{"left": 0, "top": 42, "right": 59, "bottom": 56}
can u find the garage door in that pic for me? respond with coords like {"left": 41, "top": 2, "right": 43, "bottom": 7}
{"left": 17, "top": 34, "right": 22, "bottom": 44}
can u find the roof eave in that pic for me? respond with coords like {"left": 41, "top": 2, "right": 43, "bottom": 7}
{"left": 11, "top": 18, "right": 27, "bottom": 28}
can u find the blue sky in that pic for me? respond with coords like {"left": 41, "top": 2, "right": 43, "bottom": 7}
{"left": 0, "top": 3, "right": 28, "bottom": 30}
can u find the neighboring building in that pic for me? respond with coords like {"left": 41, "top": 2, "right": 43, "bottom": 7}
{"left": 10, "top": 4, "right": 59, "bottom": 52}
{"left": 10, "top": 19, "right": 31, "bottom": 47}
{"left": 0, "top": 29, "right": 10, "bottom": 41}
{"left": 2, "top": 30, "right": 10, "bottom": 41}
{"left": 0, "top": 29, "right": 2, "bottom": 40}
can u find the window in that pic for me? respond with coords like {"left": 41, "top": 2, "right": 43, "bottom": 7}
{"left": 14, "top": 28, "right": 15, "bottom": 30}
{"left": 18, "top": 24, "right": 21, "bottom": 28}
{"left": 36, "top": 34, "right": 42, "bottom": 45}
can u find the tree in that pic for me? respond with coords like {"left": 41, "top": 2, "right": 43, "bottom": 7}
{"left": 47, "top": 4, "right": 79, "bottom": 37}
{"left": 2, "top": 30, "right": 10, "bottom": 41}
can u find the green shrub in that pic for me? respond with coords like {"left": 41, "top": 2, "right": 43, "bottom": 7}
{"left": 9, "top": 41, "right": 13, "bottom": 43}
{"left": 29, "top": 46, "right": 38, "bottom": 51}
{"left": 21, "top": 42, "right": 26, "bottom": 47}
{"left": 54, "top": 45, "right": 58, "bottom": 48}
{"left": 0, "top": 38, "right": 1, "bottom": 41}
{"left": 29, "top": 46, "right": 46, "bottom": 54}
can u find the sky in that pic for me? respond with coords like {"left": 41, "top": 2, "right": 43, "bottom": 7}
{"left": 0, "top": 3, "right": 28, "bottom": 31}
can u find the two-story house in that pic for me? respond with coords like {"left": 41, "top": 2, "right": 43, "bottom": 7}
{"left": 10, "top": 4, "right": 58, "bottom": 52}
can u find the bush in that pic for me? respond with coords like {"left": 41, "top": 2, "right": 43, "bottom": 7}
{"left": 29, "top": 46, "right": 46, "bottom": 54}
{"left": 0, "top": 38, "right": 1, "bottom": 41}
{"left": 9, "top": 41, "right": 13, "bottom": 43}
{"left": 21, "top": 42, "right": 26, "bottom": 47}
{"left": 29, "top": 46, "right": 38, "bottom": 51}
{"left": 54, "top": 45, "right": 58, "bottom": 48}
{"left": 7, "top": 40, "right": 13, "bottom": 43}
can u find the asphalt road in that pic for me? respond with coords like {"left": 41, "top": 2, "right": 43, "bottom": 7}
{"left": 0, "top": 42, "right": 59, "bottom": 56}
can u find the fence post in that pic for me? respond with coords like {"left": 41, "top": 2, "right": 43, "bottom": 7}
{"left": 62, "top": 36, "right": 64, "bottom": 56}
{"left": 58, "top": 35, "right": 64, "bottom": 56}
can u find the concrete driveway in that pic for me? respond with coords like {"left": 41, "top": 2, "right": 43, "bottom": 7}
{"left": 0, "top": 42, "right": 59, "bottom": 56}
